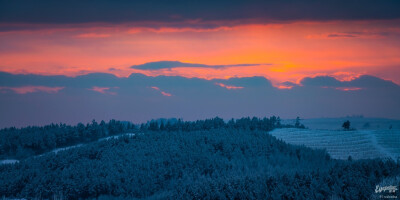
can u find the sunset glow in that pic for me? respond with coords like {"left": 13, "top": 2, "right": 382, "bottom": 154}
{"left": 1, "top": 20, "right": 399, "bottom": 86}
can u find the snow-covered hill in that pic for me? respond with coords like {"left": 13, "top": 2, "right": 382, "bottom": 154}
{"left": 270, "top": 128, "right": 400, "bottom": 160}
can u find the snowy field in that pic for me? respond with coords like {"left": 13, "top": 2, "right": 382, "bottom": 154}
{"left": 270, "top": 128, "right": 400, "bottom": 160}
{"left": 281, "top": 117, "right": 400, "bottom": 130}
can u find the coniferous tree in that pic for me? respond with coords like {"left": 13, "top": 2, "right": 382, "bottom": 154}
{"left": 342, "top": 120, "right": 351, "bottom": 130}
{"left": 295, "top": 117, "right": 300, "bottom": 128}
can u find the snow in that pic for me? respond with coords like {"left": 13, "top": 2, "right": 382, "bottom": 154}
{"left": 270, "top": 128, "right": 400, "bottom": 160}
{"left": 0, "top": 159, "right": 19, "bottom": 165}
{"left": 38, "top": 133, "right": 137, "bottom": 156}
{"left": 51, "top": 144, "right": 84, "bottom": 154}
{"left": 98, "top": 133, "right": 136, "bottom": 141}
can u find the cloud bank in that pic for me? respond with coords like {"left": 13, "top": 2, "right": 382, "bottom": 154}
{"left": 0, "top": 72, "right": 399, "bottom": 128}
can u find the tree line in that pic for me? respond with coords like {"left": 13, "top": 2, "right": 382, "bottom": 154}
{"left": 0, "top": 116, "right": 302, "bottom": 160}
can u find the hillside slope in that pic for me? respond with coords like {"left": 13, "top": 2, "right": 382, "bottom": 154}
{"left": 270, "top": 128, "right": 400, "bottom": 160}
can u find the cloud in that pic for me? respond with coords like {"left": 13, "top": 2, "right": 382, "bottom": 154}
{"left": 131, "top": 61, "right": 262, "bottom": 70}
{"left": 215, "top": 83, "right": 244, "bottom": 90}
{"left": 75, "top": 33, "right": 111, "bottom": 38}
{"left": 88, "top": 86, "right": 117, "bottom": 95}
{"left": 150, "top": 86, "right": 172, "bottom": 97}
{"left": 0, "top": 72, "right": 399, "bottom": 128}
{"left": 0, "top": 86, "right": 64, "bottom": 94}
{"left": 219, "top": 77, "right": 273, "bottom": 88}
{"left": 327, "top": 33, "right": 357, "bottom": 38}
{"left": 275, "top": 81, "right": 299, "bottom": 89}
{"left": 161, "top": 91, "right": 172, "bottom": 97}
{"left": 2, "top": 1, "right": 399, "bottom": 27}
{"left": 151, "top": 86, "right": 160, "bottom": 90}
{"left": 300, "top": 76, "right": 342, "bottom": 87}
{"left": 127, "top": 26, "right": 234, "bottom": 34}
{"left": 307, "top": 31, "right": 389, "bottom": 39}
{"left": 300, "top": 75, "right": 399, "bottom": 89}
{"left": 350, "top": 75, "right": 399, "bottom": 88}
{"left": 334, "top": 87, "right": 362, "bottom": 91}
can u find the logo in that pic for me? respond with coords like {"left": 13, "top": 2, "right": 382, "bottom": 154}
{"left": 375, "top": 185, "right": 398, "bottom": 194}
{"left": 375, "top": 185, "right": 398, "bottom": 199}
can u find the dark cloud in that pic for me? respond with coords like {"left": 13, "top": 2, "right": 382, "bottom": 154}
{"left": 350, "top": 75, "right": 400, "bottom": 88}
{"left": 327, "top": 34, "right": 357, "bottom": 38}
{"left": 1, "top": 0, "right": 400, "bottom": 26}
{"left": 300, "top": 76, "right": 342, "bottom": 87}
{"left": 131, "top": 61, "right": 263, "bottom": 70}
{"left": 300, "top": 75, "right": 399, "bottom": 88}
{"left": 0, "top": 72, "right": 399, "bottom": 128}
{"left": 323, "top": 31, "right": 393, "bottom": 39}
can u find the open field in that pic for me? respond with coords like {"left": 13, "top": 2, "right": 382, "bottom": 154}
{"left": 281, "top": 117, "right": 400, "bottom": 130}
{"left": 270, "top": 128, "right": 400, "bottom": 160}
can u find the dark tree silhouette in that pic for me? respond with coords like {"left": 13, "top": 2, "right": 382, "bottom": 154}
{"left": 342, "top": 120, "right": 351, "bottom": 130}
{"left": 295, "top": 117, "right": 300, "bottom": 128}
{"left": 294, "top": 117, "right": 305, "bottom": 129}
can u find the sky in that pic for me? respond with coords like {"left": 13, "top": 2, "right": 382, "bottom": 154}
{"left": 0, "top": 0, "right": 400, "bottom": 127}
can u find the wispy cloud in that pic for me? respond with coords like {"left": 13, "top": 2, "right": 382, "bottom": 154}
{"left": 131, "top": 61, "right": 264, "bottom": 70}
{"left": 0, "top": 86, "right": 64, "bottom": 94}
{"left": 335, "top": 87, "right": 362, "bottom": 91}
{"left": 275, "top": 81, "right": 299, "bottom": 90}
{"left": 327, "top": 33, "right": 357, "bottom": 38}
{"left": 215, "top": 83, "right": 244, "bottom": 90}
{"left": 88, "top": 86, "right": 117, "bottom": 95}
{"left": 161, "top": 91, "right": 172, "bottom": 97}
{"left": 307, "top": 31, "right": 388, "bottom": 39}
{"left": 150, "top": 86, "right": 172, "bottom": 97}
{"left": 331, "top": 71, "right": 364, "bottom": 82}
{"left": 276, "top": 85, "right": 293, "bottom": 90}
{"left": 76, "top": 33, "right": 111, "bottom": 38}
{"left": 127, "top": 26, "right": 234, "bottom": 34}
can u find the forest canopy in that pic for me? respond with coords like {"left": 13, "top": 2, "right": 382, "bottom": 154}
{"left": 0, "top": 117, "right": 398, "bottom": 199}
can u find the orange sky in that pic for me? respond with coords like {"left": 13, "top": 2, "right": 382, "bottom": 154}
{"left": 1, "top": 20, "right": 399, "bottom": 86}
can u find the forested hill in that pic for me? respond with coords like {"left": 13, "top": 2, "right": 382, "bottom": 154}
{"left": 0, "top": 117, "right": 399, "bottom": 199}
{"left": 0, "top": 116, "right": 289, "bottom": 160}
